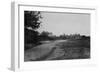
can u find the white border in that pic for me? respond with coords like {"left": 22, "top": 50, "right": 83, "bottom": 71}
{"left": 11, "top": 2, "right": 97, "bottom": 71}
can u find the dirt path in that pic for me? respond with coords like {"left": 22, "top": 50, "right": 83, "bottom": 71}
{"left": 24, "top": 40, "right": 67, "bottom": 61}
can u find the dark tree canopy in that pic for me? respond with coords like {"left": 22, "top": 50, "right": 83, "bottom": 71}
{"left": 24, "top": 11, "right": 42, "bottom": 29}
{"left": 24, "top": 11, "right": 42, "bottom": 45}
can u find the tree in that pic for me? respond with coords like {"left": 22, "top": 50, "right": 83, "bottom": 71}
{"left": 39, "top": 31, "right": 52, "bottom": 40}
{"left": 24, "top": 11, "right": 42, "bottom": 44}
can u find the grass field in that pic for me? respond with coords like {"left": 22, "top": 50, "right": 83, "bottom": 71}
{"left": 55, "top": 39, "right": 90, "bottom": 60}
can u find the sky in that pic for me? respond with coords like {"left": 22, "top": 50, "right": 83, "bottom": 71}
{"left": 38, "top": 11, "right": 90, "bottom": 36}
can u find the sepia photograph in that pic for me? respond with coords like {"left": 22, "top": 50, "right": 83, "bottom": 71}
{"left": 24, "top": 11, "right": 90, "bottom": 62}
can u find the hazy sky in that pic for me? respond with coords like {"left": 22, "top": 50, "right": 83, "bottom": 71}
{"left": 38, "top": 11, "right": 90, "bottom": 36}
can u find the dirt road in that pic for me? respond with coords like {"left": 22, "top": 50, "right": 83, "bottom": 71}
{"left": 24, "top": 40, "right": 67, "bottom": 61}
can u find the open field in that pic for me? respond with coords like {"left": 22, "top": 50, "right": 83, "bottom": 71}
{"left": 24, "top": 38, "right": 90, "bottom": 61}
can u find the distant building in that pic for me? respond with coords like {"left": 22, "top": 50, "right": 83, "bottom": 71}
{"left": 66, "top": 34, "right": 82, "bottom": 39}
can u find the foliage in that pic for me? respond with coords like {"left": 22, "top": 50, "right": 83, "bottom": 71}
{"left": 24, "top": 11, "right": 42, "bottom": 45}
{"left": 24, "top": 11, "right": 42, "bottom": 29}
{"left": 39, "top": 31, "right": 53, "bottom": 40}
